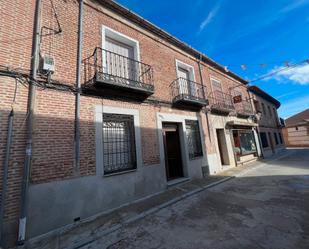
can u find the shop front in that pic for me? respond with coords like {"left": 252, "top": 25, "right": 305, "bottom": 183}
{"left": 227, "top": 121, "right": 259, "bottom": 165}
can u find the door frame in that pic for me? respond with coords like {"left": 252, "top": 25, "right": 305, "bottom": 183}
{"left": 162, "top": 123, "right": 184, "bottom": 181}
{"left": 216, "top": 128, "right": 230, "bottom": 166}
{"left": 156, "top": 113, "right": 207, "bottom": 182}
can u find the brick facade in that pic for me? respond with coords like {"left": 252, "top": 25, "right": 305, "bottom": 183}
{"left": 0, "top": 0, "right": 274, "bottom": 246}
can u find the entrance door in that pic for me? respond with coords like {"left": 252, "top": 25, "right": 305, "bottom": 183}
{"left": 162, "top": 123, "right": 184, "bottom": 181}
{"left": 178, "top": 67, "right": 190, "bottom": 95}
{"left": 216, "top": 129, "right": 230, "bottom": 165}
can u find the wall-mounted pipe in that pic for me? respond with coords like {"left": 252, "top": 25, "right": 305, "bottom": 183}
{"left": 74, "top": 0, "right": 83, "bottom": 173}
{"left": 18, "top": 0, "right": 42, "bottom": 244}
{"left": 197, "top": 54, "right": 212, "bottom": 142}
{"left": 0, "top": 110, "right": 14, "bottom": 244}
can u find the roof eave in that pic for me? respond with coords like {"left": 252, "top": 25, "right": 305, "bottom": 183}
{"left": 96, "top": 0, "right": 248, "bottom": 85}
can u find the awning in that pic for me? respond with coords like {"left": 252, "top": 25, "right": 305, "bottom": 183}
{"left": 226, "top": 121, "right": 258, "bottom": 129}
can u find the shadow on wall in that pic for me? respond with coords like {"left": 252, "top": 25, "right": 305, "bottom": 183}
{"left": 0, "top": 107, "right": 162, "bottom": 247}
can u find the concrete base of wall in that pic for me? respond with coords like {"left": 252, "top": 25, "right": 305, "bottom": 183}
{"left": 27, "top": 163, "right": 166, "bottom": 239}
{"left": 1, "top": 219, "right": 18, "bottom": 248}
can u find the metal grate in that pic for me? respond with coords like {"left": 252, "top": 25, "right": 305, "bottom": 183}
{"left": 94, "top": 47, "right": 154, "bottom": 92}
{"left": 103, "top": 113, "right": 136, "bottom": 174}
{"left": 170, "top": 77, "right": 206, "bottom": 102}
{"left": 208, "top": 90, "right": 235, "bottom": 111}
{"left": 185, "top": 120, "right": 203, "bottom": 159}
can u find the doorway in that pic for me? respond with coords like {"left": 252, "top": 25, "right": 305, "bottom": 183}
{"left": 216, "top": 129, "right": 230, "bottom": 165}
{"left": 162, "top": 123, "right": 184, "bottom": 181}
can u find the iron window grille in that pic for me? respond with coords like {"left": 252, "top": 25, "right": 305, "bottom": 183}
{"left": 103, "top": 113, "right": 137, "bottom": 174}
{"left": 185, "top": 120, "right": 203, "bottom": 159}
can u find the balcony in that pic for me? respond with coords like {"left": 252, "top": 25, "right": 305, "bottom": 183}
{"left": 170, "top": 78, "right": 208, "bottom": 108}
{"left": 84, "top": 47, "right": 154, "bottom": 96}
{"left": 208, "top": 91, "right": 235, "bottom": 114}
{"left": 234, "top": 100, "right": 255, "bottom": 118}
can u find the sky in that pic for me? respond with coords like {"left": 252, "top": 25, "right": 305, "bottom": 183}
{"left": 115, "top": 0, "right": 309, "bottom": 118}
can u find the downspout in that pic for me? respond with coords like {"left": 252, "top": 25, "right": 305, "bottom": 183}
{"left": 74, "top": 0, "right": 83, "bottom": 173}
{"left": 247, "top": 89, "right": 264, "bottom": 158}
{"left": 18, "top": 0, "right": 42, "bottom": 244}
{"left": 0, "top": 110, "right": 14, "bottom": 243}
{"left": 197, "top": 54, "right": 212, "bottom": 142}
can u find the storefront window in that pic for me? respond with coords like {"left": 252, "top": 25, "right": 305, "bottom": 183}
{"left": 233, "top": 130, "right": 257, "bottom": 157}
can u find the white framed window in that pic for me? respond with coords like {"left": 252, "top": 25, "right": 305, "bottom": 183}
{"left": 210, "top": 77, "right": 224, "bottom": 101}
{"left": 95, "top": 106, "right": 142, "bottom": 176}
{"left": 175, "top": 60, "right": 196, "bottom": 95}
{"left": 210, "top": 77, "right": 222, "bottom": 92}
{"left": 101, "top": 26, "right": 140, "bottom": 81}
{"left": 103, "top": 113, "right": 136, "bottom": 174}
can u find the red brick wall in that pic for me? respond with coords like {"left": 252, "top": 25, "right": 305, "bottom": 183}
{"left": 0, "top": 0, "right": 35, "bottom": 234}
{"left": 0, "top": 0, "right": 250, "bottom": 233}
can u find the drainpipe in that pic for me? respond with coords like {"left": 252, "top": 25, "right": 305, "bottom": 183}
{"left": 18, "top": 0, "right": 42, "bottom": 244}
{"left": 247, "top": 90, "right": 264, "bottom": 158}
{"left": 74, "top": 0, "right": 83, "bottom": 173}
{"left": 197, "top": 54, "right": 212, "bottom": 142}
{"left": 0, "top": 110, "right": 14, "bottom": 243}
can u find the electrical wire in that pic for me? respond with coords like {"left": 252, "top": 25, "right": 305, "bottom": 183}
{"left": 249, "top": 59, "right": 309, "bottom": 83}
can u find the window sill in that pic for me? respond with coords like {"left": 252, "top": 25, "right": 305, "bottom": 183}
{"left": 103, "top": 169, "right": 137, "bottom": 177}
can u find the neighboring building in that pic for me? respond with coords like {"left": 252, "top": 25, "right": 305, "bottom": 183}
{"left": 0, "top": 1, "right": 263, "bottom": 246}
{"left": 282, "top": 109, "right": 309, "bottom": 147}
{"left": 249, "top": 86, "right": 285, "bottom": 157}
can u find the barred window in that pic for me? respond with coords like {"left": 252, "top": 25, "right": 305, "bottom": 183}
{"left": 260, "top": 132, "right": 268, "bottom": 148}
{"left": 185, "top": 120, "right": 203, "bottom": 159}
{"left": 103, "top": 113, "right": 136, "bottom": 174}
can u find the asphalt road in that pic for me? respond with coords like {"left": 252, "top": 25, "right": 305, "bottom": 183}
{"left": 82, "top": 148, "right": 309, "bottom": 249}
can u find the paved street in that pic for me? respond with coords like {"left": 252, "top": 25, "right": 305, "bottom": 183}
{"left": 81, "top": 149, "right": 309, "bottom": 249}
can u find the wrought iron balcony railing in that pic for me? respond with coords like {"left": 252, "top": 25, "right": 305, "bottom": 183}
{"left": 208, "top": 90, "right": 235, "bottom": 114}
{"left": 84, "top": 47, "right": 154, "bottom": 95}
{"left": 234, "top": 99, "right": 254, "bottom": 117}
{"left": 170, "top": 78, "right": 208, "bottom": 107}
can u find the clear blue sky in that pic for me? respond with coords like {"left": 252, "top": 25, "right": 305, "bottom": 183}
{"left": 116, "top": 0, "right": 309, "bottom": 118}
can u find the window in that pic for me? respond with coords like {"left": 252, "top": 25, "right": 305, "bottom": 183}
{"left": 278, "top": 132, "right": 283, "bottom": 144}
{"left": 210, "top": 77, "right": 225, "bottom": 101}
{"left": 233, "top": 130, "right": 257, "bottom": 156}
{"left": 176, "top": 60, "right": 195, "bottom": 96}
{"left": 260, "top": 132, "right": 268, "bottom": 148}
{"left": 103, "top": 113, "right": 136, "bottom": 174}
{"left": 268, "top": 106, "right": 272, "bottom": 116}
{"left": 254, "top": 100, "right": 261, "bottom": 113}
{"left": 274, "top": 132, "right": 278, "bottom": 145}
{"left": 261, "top": 103, "right": 266, "bottom": 115}
{"left": 185, "top": 120, "right": 203, "bottom": 159}
{"left": 102, "top": 26, "right": 140, "bottom": 82}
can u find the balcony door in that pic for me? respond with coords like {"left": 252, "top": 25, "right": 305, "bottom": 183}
{"left": 105, "top": 37, "right": 136, "bottom": 82}
{"left": 211, "top": 78, "right": 224, "bottom": 102}
{"left": 178, "top": 67, "right": 196, "bottom": 97}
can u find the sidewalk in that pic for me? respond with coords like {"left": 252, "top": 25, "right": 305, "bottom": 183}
{"left": 20, "top": 152, "right": 288, "bottom": 249}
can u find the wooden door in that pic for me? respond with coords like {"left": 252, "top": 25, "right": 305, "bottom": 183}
{"left": 162, "top": 123, "right": 184, "bottom": 181}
